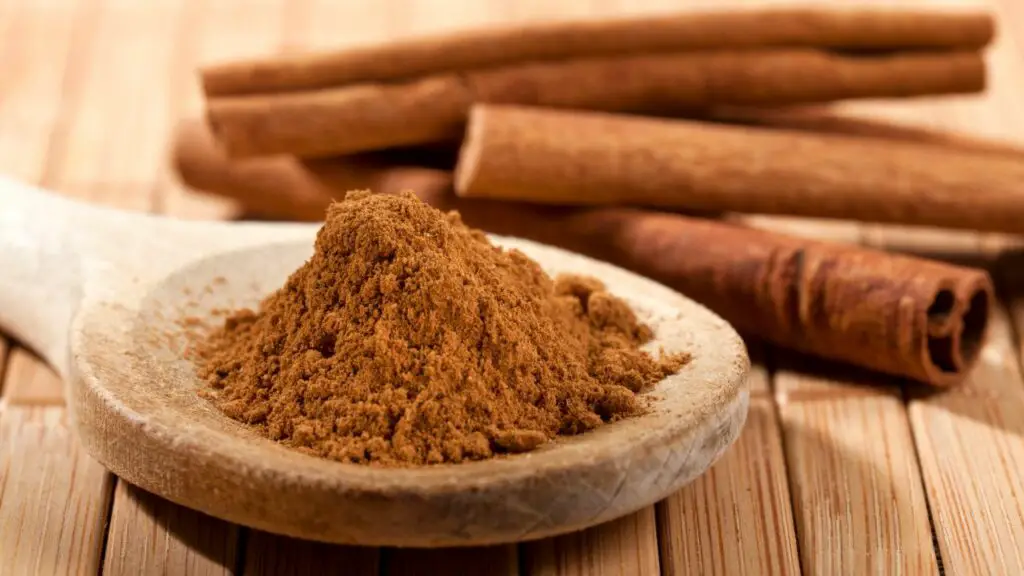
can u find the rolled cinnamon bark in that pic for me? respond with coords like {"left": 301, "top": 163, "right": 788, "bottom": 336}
{"left": 206, "top": 49, "right": 985, "bottom": 158}
{"left": 170, "top": 124, "right": 993, "bottom": 386}
{"left": 438, "top": 202, "right": 992, "bottom": 388}
{"left": 454, "top": 104, "right": 1024, "bottom": 233}
{"left": 201, "top": 6, "right": 994, "bottom": 96}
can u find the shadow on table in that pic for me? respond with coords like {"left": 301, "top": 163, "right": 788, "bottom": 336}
{"left": 118, "top": 482, "right": 241, "bottom": 572}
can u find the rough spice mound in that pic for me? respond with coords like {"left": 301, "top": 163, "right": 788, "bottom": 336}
{"left": 194, "top": 191, "right": 688, "bottom": 466}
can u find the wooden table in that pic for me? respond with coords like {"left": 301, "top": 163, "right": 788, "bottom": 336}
{"left": 2, "top": 0, "right": 1023, "bottom": 574}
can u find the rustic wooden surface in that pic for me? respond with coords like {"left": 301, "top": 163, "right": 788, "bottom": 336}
{"left": 0, "top": 0, "right": 1022, "bottom": 574}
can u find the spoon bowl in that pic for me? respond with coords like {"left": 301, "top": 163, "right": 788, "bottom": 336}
{"left": 0, "top": 177, "right": 750, "bottom": 547}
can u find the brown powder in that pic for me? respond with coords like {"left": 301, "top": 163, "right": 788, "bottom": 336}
{"left": 193, "top": 191, "right": 687, "bottom": 466}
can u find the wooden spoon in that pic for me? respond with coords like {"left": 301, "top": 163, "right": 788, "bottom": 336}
{"left": 0, "top": 176, "right": 750, "bottom": 548}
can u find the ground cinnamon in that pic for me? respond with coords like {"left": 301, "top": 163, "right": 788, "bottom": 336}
{"left": 191, "top": 191, "right": 686, "bottom": 466}
{"left": 455, "top": 104, "right": 1024, "bottom": 233}
{"left": 200, "top": 6, "right": 993, "bottom": 96}
{"left": 206, "top": 49, "right": 984, "bottom": 158}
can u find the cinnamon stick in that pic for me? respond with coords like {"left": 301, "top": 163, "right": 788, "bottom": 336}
{"left": 454, "top": 104, "right": 1024, "bottom": 233}
{"left": 206, "top": 49, "right": 985, "bottom": 158}
{"left": 452, "top": 204, "right": 993, "bottom": 388}
{"left": 201, "top": 6, "right": 994, "bottom": 96}
{"left": 170, "top": 124, "right": 993, "bottom": 387}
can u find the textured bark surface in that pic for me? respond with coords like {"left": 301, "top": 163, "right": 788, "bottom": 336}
{"left": 200, "top": 7, "right": 993, "bottom": 96}
{"left": 455, "top": 104, "right": 1024, "bottom": 233}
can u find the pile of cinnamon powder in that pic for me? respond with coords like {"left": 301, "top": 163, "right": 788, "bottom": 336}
{"left": 194, "top": 191, "right": 687, "bottom": 466}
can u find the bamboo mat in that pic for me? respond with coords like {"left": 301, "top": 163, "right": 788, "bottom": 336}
{"left": 1, "top": 0, "right": 1023, "bottom": 574}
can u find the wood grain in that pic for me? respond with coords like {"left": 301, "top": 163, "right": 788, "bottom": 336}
{"left": 0, "top": 0, "right": 84, "bottom": 184}
{"left": 907, "top": 305, "right": 1024, "bottom": 575}
{"left": 775, "top": 355, "right": 939, "bottom": 574}
{"left": 656, "top": 348, "right": 799, "bottom": 575}
{"left": 0, "top": 351, "right": 114, "bottom": 576}
{"left": 0, "top": 403, "right": 114, "bottom": 576}
{"left": 522, "top": 508, "right": 660, "bottom": 576}
{"left": 2, "top": 348, "right": 64, "bottom": 405}
{"left": 102, "top": 482, "right": 238, "bottom": 576}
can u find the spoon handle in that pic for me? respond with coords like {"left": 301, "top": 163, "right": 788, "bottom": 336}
{"left": 0, "top": 175, "right": 318, "bottom": 375}
{"left": 0, "top": 176, "right": 125, "bottom": 374}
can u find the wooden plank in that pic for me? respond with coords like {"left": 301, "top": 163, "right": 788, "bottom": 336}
{"left": 656, "top": 348, "right": 800, "bottom": 576}
{"left": 775, "top": 355, "right": 938, "bottom": 574}
{"left": 852, "top": 16, "right": 1024, "bottom": 566}
{"left": 241, "top": 531, "right": 379, "bottom": 576}
{"left": 383, "top": 545, "right": 517, "bottom": 576}
{"left": 0, "top": 351, "right": 114, "bottom": 575}
{"left": 834, "top": 48, "right": 1024, "bottom": 569}
{"left": 521, "top": 507, "right": 660, "bottom": 576}
{"left": 102, "top": 481, "right": 238, "bottom": 575}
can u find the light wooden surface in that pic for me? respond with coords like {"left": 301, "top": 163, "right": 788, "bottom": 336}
{"left": 0, "top": 0, "right": 1022, "bottom": 574}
